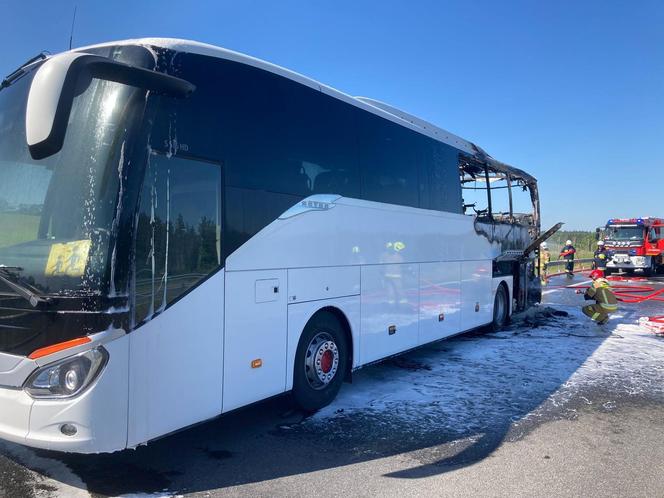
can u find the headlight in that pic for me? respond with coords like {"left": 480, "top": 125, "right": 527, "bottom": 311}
{"left": 24, "top": 347, "right": 108, "bottom": 399}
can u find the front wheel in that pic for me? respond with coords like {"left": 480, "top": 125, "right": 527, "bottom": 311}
{"left": 492, "top": 284, "right": 510, "bottom": 331}
{"left": 644, "top": 258, "right": 657, "bottom": 277}
{"left": 293, "top": 311, "right": 348, "bottom": 412}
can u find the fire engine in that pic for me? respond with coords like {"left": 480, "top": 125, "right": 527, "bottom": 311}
{"left": 603, "top": 218, "right": 664, "bottom": 275}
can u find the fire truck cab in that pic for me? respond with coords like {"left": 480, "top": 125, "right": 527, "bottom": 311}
{"left": 604, "top": 218, "right": 664, "bottom": 276}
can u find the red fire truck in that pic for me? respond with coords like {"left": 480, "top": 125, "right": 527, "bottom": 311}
{"left": 604, "top": 217, "right": 664, "bottom": 276}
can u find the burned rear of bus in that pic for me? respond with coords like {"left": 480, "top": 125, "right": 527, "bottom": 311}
{"left": 460, "top": 148, "right": 542, "bottom": 311}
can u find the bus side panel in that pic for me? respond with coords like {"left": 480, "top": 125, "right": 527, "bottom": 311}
{"left": 287, "top": 266, "right": 360, "bottom": 304}
{"left": 286, "top": 295, "right": 360, "bottom": 390}
{"left": 360, "top": 264, "right": 419, "bottom": 365}
{"left": 225, "top": 199, "right": 491, "bottom": 273}
{"left": 419, "top": 262, "right": 462, "bottom": 344}
{"left": 460, "top": 260, "right": 493, "bottom": 330}
{"left": 222, "top": 269, "right": 288, "bottom": 412}
{"left": 127, "top": 272, "right": 224, "bottom": 447}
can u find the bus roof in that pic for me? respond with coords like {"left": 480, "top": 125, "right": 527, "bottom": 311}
{"left": 74, "top": 38, "right": 536, "bottom": 185}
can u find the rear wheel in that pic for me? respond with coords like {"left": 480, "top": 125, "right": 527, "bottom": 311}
{"left": 293, "top": 311, "right": 348, "bottom": 412}
{"left": 492, "top": 284, "right": 510, "bottom": 331}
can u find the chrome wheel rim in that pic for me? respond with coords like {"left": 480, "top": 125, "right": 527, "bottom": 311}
{"left": 304, "top": 332, "right": 339, "bottom": 390}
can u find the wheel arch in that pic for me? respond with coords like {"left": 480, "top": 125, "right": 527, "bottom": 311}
{"left": 287, "top": 299, "right": 359, "bottom": 392}
{"left": 492, "top": 276, "right": 513, "bottom": 318}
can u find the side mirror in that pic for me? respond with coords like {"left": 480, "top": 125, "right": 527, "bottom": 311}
{"left": 595, "top": 227, "right": 601, "bottom": 240}
{"left": 26, "top": 52, "right": 195, "bottom": 160}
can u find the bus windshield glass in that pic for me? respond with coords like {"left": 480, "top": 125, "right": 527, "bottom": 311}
{"left": 0, "top": 61, "right": 144, "bottom": 297}
{"left": 606, "top": 226, "right": 644, "bottom": 241}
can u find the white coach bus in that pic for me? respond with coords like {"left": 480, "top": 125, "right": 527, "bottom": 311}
{"left": 0, "top": 39, "right": 542, "bottom": 453}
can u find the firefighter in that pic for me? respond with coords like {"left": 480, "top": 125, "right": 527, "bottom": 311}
{"left": 580, "top": 269, "right": 618, "bottom": 325}
{"left": 539, "top": 242, "right": 551, "bottom": 284}
{"left": 559, "top": 240, "right": 576, "bottom": 278}
{"left": 593, "top": 240, "right": 609, "bottom": 271}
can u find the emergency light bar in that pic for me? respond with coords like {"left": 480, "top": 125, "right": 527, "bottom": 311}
{"left": 607, "top": 218, "right": 644, "bottom": 225}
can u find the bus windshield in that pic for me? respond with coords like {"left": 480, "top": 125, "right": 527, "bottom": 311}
{"left": 606, "top": 226, "right": 644, "bottom": 241}
{"left": 0, "top": 63, "right": 143, "bottom": 297}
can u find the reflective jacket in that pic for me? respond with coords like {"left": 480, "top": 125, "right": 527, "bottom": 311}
{"left": 540, "top": 249, "right": 550, "bottom": 271}
{"left": 593, "top": 248, "right": 609, "bottom": 269}
{"left": 560, "top": 245, "right": 576, "bottom": 260}
{"left": 584, "top": 278, "right": 618, "bottom": 311}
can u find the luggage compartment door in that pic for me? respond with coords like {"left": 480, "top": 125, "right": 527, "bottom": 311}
{"left": 223, "top": 270, "right": 288, "bottom": 412}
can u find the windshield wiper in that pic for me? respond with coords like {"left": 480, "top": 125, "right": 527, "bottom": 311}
{"left": 0, "top": 266, "right": 52, "bottom": 308}
{"left": 0, "top": 52, "right": 48, "bottom": 91}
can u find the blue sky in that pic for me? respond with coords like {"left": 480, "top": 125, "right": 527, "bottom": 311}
{"left": 2, "top": 0, "right": 663, "bottom": 230}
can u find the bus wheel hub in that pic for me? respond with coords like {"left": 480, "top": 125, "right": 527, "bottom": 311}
{"left": 320, "top": 349, "right": 333, "bottom": 374}
{"left": 305, "top": 333, "right": 339, "bottom": 388}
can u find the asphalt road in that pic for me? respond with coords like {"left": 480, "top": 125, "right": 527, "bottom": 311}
{"left": 1, "top": 274, "right": 663, "bottom": 498}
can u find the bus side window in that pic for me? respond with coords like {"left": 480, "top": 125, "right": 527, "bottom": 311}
{"left": 359, "top": 112, "right": 419, "bottom": 208}
{"left": 421, "top": 140, "right": 462, "bottom": 214}
{"left": 135, "top": 153, "right": 222, "bottom": 324}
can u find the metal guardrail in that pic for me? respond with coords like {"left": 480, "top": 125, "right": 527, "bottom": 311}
{"left": 546, "top": 258, "right": 595, "bottom": 267}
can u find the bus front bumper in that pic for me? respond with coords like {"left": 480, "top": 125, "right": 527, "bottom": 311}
{"left": 0, "top": 336, "right": 130, "bottom": 454}
{"left": 0, "top": 385, "right": 101, "bottom": 452}
{"left": 0, "top": 387, "right": 32, "bottom": 446}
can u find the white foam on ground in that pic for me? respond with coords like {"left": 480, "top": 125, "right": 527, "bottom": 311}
{"left": 306, "top": 296, "right": 664, "bottom": 438}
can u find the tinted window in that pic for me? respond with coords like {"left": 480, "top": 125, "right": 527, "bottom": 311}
{"left": 224, "top": 186, "right": 301, "bottom": 260}
{"left": 150, "top": 51, "right": 465, "bottom": 263}
{"left": 422, "top": 140, "right": 462, "bottom": 214}
{"left": 160, "top": 54, "right": 360, "bottom": 199}
{"left": 152, "top": 54, "right": 361, "bottom": 257}
{"left": 359, "top": 112, "right": 419, "bottom": 208}
{"left": 135, "top": 153, "right": 222, "bottom": 323}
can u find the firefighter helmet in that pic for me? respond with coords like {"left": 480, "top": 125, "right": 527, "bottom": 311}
{"left": 589, "top": 269, "right": 604, "bottom": 280}
{"left": 597, "top": 240, "right": 605, "bottom": 246}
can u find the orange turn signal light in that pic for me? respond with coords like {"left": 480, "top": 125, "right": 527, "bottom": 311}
{"left": 251, "top": 359, "right": 263, "bottom": 369}
{"left": 28, "top": 336, "right": 92, "bottom": 360}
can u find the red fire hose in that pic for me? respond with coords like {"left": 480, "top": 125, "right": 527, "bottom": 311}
{"left": 543, "top": 269, "right": 664, "bottom": 334}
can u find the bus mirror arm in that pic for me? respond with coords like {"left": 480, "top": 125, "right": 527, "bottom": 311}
{"left": 26, "top": 52, "right": 196, "bottom": 160}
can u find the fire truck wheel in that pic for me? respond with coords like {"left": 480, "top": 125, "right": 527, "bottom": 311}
{"left": 644, "top": 259, "right": 657, "bottom": 277}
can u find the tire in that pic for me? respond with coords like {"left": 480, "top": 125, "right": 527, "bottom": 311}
{"left": 293, "top": 311, "right": 348, "bottom": 412}
{"left": 492, "top": 284, "right": 510, "bottom": 331}
{"left": 644, "top": 258, "right": 657, "bottom": 277}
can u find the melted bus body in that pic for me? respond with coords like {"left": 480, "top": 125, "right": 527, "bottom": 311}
{"left": 0, "top": 39, "right": 540, "bottom": 453}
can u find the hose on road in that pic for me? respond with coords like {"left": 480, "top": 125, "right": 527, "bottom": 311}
{"left": 543, "top": 269, "right": 664, "bottom": 334}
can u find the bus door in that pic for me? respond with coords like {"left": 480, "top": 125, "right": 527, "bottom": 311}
{"left": 128, "top": 152, "right": 225, "bottom": 446}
